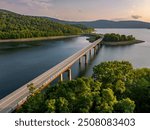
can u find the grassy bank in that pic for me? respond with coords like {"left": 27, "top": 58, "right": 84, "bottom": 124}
{"left": 0, "top": 35, "right": 80, "bottom": 43}
{"left": 102, "top": 40, "right": 144, "bottom": 46}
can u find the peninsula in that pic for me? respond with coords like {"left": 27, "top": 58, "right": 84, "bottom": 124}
{"left": 102, "top": 33, "right": 144, "bottom": 46}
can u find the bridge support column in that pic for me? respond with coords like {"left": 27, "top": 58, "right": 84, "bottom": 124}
{"left": 98, "top": 43, "right": 101, "bottom": 48}
{"left": 79, "top": 58, "right": 82, "bottom": 65}
{"left": 89, "top": 49, "right": 92, "bottom": 57}
{"left": 94, "top": 47, "right": 96, "bottom": 55}
{"left": 68, "top": 68, "right": 72, "bottom": 81}
{"left": 84, "top": 54, "right": 88, "bottom": 64}
{"left": 60, "top": 73, "right": 63, "bottom": 82}
{"left": 97, "top": 44, "right": 99, "bottom": 49}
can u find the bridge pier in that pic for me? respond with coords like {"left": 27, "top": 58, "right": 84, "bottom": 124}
{"left": 60, "top": 68, "right": 72, "bottom": 82}
{"left": 89, "top": 49, "right": 92, "bottom": 57}
{"left": 84, "top": 54, "right": 88, "bottom": 64}
{"left": 94, "top": 47, "right": 96, "bottom": 55}
{"left": 60, "top": 73, "right": 63, "bottom": 82}
{"left": 68, "top": 68, "right": 72, "bottom": 81}
{"left": 79, "top": 58, "right": 82, "bottom": 65}
{"left": 98, "top": 43, "right": 101, "bottom": 48}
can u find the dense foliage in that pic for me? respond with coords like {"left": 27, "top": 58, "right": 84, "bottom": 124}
{"left": 0, "top": 9, "right": 93, "bottom": 39}
{"left": 17, "top": 61, "right": 150, "bottom": 113}
{"left": 103, "top": 33, "right": 136, "bottom": 42}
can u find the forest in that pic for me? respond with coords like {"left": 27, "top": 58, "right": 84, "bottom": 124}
{"left": 17, "top": 61, "right": 150, "bottom": 113}
{"left": 0, "top": 9, "right": 93, "bottom": 39}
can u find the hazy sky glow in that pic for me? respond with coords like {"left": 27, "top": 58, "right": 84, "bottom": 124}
{"left": 0, "top": 0, "right": 150, "bottom": 22}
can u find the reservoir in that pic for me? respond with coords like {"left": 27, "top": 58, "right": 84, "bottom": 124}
{"left": 0, "top": 29, "right": 150, "bottom": 99}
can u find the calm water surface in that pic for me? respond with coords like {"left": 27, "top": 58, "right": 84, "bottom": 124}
{"left": 0, "top": 37, "right": 90, "bottom": 99}
{"left": 0, "top": 29, "right": 150, "bottom": 99}
{"left": 84, "top": 29, "right": 150, "bottom": 76}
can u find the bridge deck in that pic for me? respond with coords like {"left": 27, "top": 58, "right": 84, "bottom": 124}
{"left": 0, "top": 38, "right": 102, "bottom": 113}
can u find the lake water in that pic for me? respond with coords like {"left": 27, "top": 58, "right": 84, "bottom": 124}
{"left": 0, "top": 29, "right": 150, "bottom": 99}
{"left": 84, "top": 28, "right": 150, "bottom": 76}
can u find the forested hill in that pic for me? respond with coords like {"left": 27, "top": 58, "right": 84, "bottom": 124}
{"left": 0, "top": 9, "right": 93, "bottom": 40}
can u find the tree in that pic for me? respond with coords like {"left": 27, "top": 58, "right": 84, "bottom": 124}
{"left": 114, "top": 80, "right": 126, "bottom": 94}
{"left": 92, "top": 61, "right": 134, "bottom": 87}
{"left": 18, "top": 93, "right": 46, "bottom": 113}
{"left": 55, "top": 97, "right": 69, "bottom": 113}
{"left": 32, "top": 78, "right": 96, "bottom": 113}
{"left": 127, "top": 68, "right": 150, "bottom": 112}
{"left": 95, "top": 88, "right": 117, "bottom": 113}
{"left": 27, "top": 83, "right": 36, "bottom": 94}
{"left": 114, "top": 98, "right": 135, "bottom": 113}
{"left": 47, "top": 99, "right": 56, "bottom": 113}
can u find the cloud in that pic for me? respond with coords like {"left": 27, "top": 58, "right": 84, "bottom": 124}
{"left": 32, "top": 0, "right": 53, "bottom": 7}
{"left": 0, "top": 0, "right": 56, "bottom": 18}
{"left": 131, "top": 15, "right": 142, "bottom": 19}
{"left": 112, "top": 17, "right": 129, "bottom": 21}
{"left": 0, "top": 0, "right": 53, "bottom": 9}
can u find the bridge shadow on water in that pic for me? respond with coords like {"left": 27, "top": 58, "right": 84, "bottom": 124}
{"left": 78, "top": 48, "right": 101, "bottom": 78}
{"left": 45, "top": 46, "right": 101, "bottom": 90}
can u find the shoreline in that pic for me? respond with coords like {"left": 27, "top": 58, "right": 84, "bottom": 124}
{"left": 0, "top": 35, "right": 80, "bottom": 43}
{"left": 102, "top": 40, "right": 144, "bottom": 46}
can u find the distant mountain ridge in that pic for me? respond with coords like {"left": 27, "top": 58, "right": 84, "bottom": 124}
{"left": 47, "top": 18, "right": 150, "bottom": 28}
{"left": 1, "top": 9, "right": 150, "bottom": 29}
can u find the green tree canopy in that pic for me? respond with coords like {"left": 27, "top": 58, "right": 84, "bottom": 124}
{"left": 103, "top": 33, "right": 136, "bottom": 42}
{"left": 114, "top": 98, "right": 135, "bottom": 113}
{"left": 18, "top": 61, "right": 150, "bottom": 113}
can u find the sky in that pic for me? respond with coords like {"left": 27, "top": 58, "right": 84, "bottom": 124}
{"left": 0, "top": 0, "right": 150, "bottom": 22}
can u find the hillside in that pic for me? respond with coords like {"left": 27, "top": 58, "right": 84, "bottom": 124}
{"left": 0, "top": 9, "right": 93, "bottom": 40}
{"left": 47, "top": 18, "right": 150, "bottom": 28}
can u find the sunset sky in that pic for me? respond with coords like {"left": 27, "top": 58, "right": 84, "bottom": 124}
{"left": 0, "top": 0, "right": 150, "bottom": 22}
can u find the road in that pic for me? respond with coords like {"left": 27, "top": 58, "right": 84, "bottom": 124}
{"left": 0, "top": 38, "right": 102, "bottom": 113}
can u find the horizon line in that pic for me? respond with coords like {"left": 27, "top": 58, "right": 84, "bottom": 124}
{"left": 1, "top": 8, "right": 150, "bottom": 23}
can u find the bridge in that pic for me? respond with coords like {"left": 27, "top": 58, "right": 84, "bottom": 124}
{"left": 0, "top": 38, "right": 103, "bottom": 113}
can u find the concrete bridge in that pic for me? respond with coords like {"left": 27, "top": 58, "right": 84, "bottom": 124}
{"left": 0, "top": 38, "right": 103, "bottom": 113}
